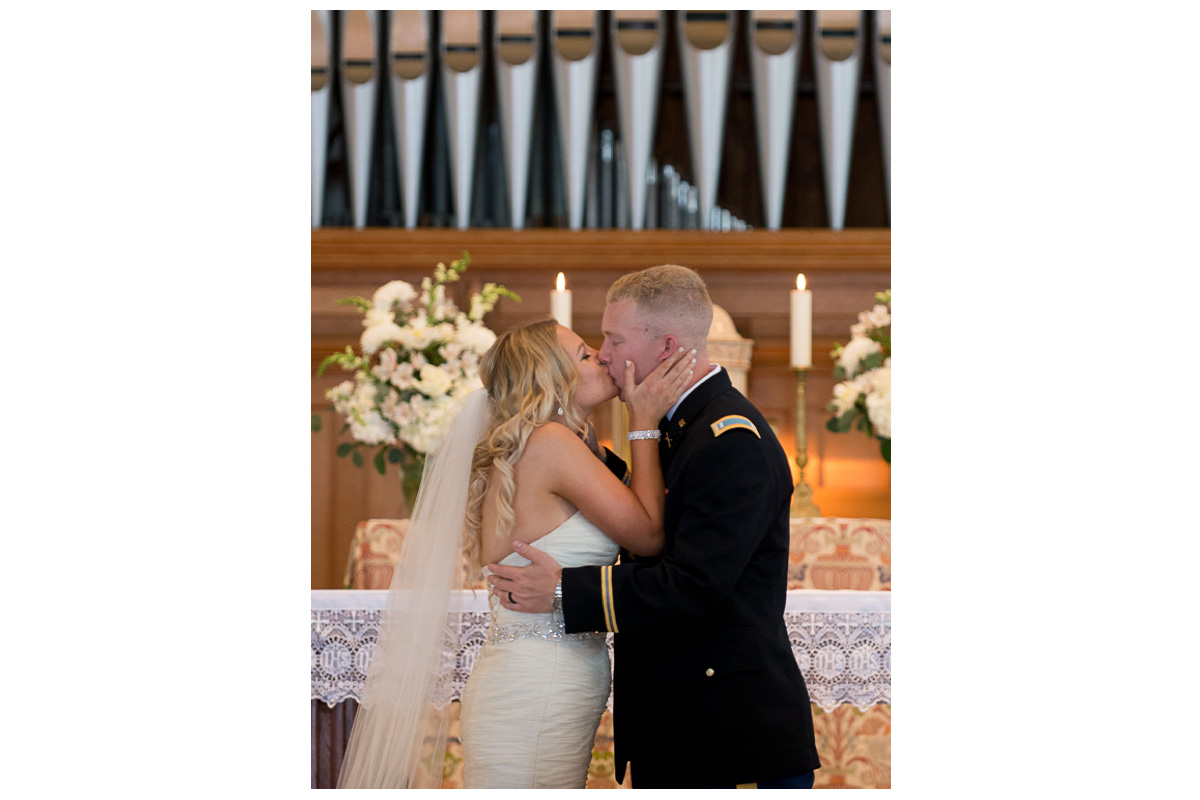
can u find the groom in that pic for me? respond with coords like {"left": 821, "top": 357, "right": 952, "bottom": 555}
{"left": 487, "top": 264, "right": 821, "bottom": 789}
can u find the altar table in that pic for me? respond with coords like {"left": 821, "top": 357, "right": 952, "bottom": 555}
{"left": 312, "top": 588, "right": 890, "bottom": 788}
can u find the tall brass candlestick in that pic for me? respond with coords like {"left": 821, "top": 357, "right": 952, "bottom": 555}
{"left": 791, "top": 367, "right": 822, "bottom": 517}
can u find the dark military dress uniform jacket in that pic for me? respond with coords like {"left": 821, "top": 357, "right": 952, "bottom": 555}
{"left": 563, "top": 368, "right": 821, "bottom": 788}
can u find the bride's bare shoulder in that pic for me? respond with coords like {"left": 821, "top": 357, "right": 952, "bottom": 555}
{"left": 524, "top": 422, "right": 589, "bottom": 461}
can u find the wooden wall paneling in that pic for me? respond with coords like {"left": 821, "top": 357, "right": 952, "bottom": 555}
{"left": 311, "top": 228, "right": 889, "bottom": 274}
{"left": 331, "top": 415, "right": 369, "bottom": 588}
{"left": 313, "top": 373, "right": 410, "bottom": 590}
{"left": 311, "top": 404, "right": 336, "bottom": 589}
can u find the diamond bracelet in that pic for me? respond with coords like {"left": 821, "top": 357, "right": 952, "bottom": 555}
{"left": 627, "top": 430, "right": 661, "bottom": 441}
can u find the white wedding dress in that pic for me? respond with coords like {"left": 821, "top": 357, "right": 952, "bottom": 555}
{"left": 459, "top": 510, "right": 620, "bottom": 788}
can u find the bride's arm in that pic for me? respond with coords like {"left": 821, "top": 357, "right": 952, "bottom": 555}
{"left": 535, "top": 350, "right": 692, "bottom": 556}
{"left": 620, "top": 350, "right": 694, "bottom": 553}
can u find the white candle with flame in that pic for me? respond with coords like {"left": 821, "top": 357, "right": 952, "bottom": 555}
{"left": 551, "top": 272, "right": 572, "bottom": 329}
{"left": 790, "top": 274, "right": 812, "bottom": 368}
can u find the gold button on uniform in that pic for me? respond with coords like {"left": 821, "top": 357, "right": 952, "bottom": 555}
{"left": 705, "top": 668, "right": 715, "bottom": 677}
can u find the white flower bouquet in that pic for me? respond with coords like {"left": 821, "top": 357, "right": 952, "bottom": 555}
{"left": 826, "top": 290, "right": 891, "bottom": 464}
{"left": 316, "top": 252, "right": 519, "bottom": 509}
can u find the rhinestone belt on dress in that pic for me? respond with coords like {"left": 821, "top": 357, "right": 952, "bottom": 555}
{"left": 486, "top": 617, "right": 606, "bottom": 644}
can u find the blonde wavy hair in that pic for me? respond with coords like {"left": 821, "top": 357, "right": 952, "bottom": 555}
{"left": 463, "top": 318, "right": 588, "bottom": 575}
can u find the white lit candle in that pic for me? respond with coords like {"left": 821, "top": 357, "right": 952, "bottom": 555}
{"left": 790, "top": 274, "right": 812, "bottom": 368}
{"left": 551, "top": 272, "right": 572, "bottom": 329}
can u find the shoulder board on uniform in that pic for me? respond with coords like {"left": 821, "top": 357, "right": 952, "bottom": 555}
{"left": 710, "top": 415, "right": 760, "bottom": 438}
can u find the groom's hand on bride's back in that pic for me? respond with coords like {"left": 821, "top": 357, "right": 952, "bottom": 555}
{"left": 486, "top": 541, "right": 562, "bottom": 613}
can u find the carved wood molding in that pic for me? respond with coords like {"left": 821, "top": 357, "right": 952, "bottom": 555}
{"left": 315, "top": 335, "right": 847, "bottom": 376}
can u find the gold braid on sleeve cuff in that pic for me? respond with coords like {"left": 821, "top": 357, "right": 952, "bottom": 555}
{"left": 600, "top": 565, "right": 619, "bottom": 632}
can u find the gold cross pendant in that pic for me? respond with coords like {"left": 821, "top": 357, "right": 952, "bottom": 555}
{"left": 663, "top": 431, "right": 673, "bottom": 448}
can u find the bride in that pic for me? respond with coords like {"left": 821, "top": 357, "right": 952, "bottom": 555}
{"left": 337, "top": 317, "right": 693, "bottom": 789}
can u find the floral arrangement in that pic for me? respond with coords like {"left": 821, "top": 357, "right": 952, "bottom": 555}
{"left": 317, "top": 252, "right": 519, "bottom": 508}
{"left": 826, "top": 290, "right": 891, "bottom": 464}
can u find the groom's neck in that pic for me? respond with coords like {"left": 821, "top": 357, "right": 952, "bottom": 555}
{"left": 678, "top": 350, "right": 716, "bottom": 396}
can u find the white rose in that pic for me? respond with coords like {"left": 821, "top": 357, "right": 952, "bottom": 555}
{"left": 351, "top": 380, "right": 377, "bottom": 409}
{"left": 453, "top": 374, "right": 484, "bottom": 397}
{"left": 399, "top": 396, "right": 447, "bottom": 454}
{"left": 413, "top": 363, "right": 453, "bottom": 398}
{"left": 407, "top": 430, "right": 433, "bottom": 454}
{"left": 363, "top": 307, "right": 394, "bottom": 328}
{"left": 350, "top": 409, "right": 393, "bottom": 445}
{"left": 839, "top": 336, "right": 882, "bottom": 378}
{"left": 868, "top": 362, "right": 890, "bottom": 395}
{"left": 412, "top": 397, "right": 459, "bottom": 452}
{"left": 396, "top": 318, "right": 439, "bottom": 351}
{"left": 361, "top": 322, "right": 405, "bottom": 354}
{"left": 866, "top": 392, "right": 890, "bottom": 438}
{"left": 831, "top": 381, "right": 860, "bottom": 417}
{"left": 456, "top": 320, "right": 497, "bottom": 353}
{"left": 372, "top": 280, "right": 417, "bottom": 311}
{"left": 865, "top": 364, "right": 891, "bottom": 438}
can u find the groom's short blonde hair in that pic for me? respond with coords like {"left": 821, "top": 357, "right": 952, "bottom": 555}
{"left": 606, "top": 264, "right": 713, "bottom": 345}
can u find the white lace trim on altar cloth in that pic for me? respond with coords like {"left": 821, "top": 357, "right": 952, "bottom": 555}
{"left": 312, "top": 591, "right": 890, "bottom": 712}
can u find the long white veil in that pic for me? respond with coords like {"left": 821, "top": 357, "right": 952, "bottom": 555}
{"left": 336, "top": 389, "right": 489, "bottom": 788}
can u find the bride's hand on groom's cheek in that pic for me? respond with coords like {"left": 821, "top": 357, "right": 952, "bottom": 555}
{"left": 486, "top": 541, "right": 562, "bottom": 613}
{"left": 625, "top": 348, "right": 695, "bottom": 424}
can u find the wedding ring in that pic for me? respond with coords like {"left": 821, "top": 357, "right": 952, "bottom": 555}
{"left": 508, "top": 591, "right": 515, "bottom": 604}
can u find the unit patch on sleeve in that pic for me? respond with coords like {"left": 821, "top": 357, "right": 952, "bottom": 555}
{"left": 710, "top": 415, "right": 761, "bottom": 438}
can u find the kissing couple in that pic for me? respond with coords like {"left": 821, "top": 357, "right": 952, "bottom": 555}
{"left": 338, "top": 264, "right": 821, "bottom": 789}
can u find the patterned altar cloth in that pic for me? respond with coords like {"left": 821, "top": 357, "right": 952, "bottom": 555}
{"left": 317, "top": 518, "right": 892, "bottom": 788}
{"left": 312, "top": 589, "right": 890, "bottom": 713}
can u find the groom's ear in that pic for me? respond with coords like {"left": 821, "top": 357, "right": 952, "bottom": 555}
{"left": 656, "top": 335, "right": 680, "bottom": 362}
